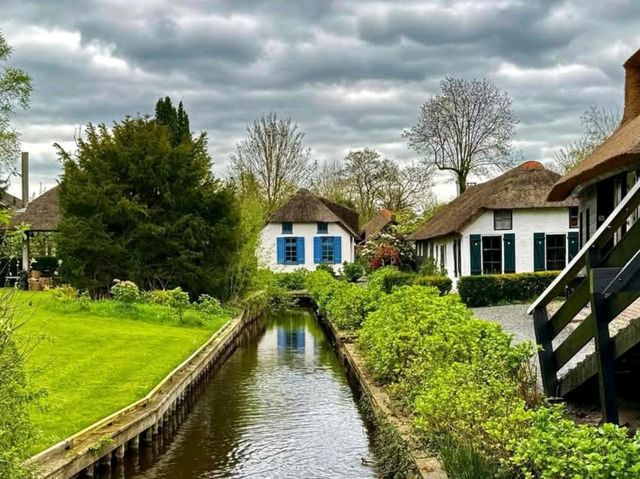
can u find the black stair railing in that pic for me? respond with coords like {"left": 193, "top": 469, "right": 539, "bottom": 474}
{"left": 528, "top": 179, "right": 640, "bottom": 423}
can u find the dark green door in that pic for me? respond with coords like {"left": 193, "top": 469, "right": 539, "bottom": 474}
{"left": 534, "top": 233, "right": 545, "bottom": 271}
{"left": 503, "top": 233, "right": 515, "bottom": 273}
{"left": 568, "top": 231, "right": 579, "bottom": 261}
{"left": 470, "top": 234, "right": 481, "bottom": 275}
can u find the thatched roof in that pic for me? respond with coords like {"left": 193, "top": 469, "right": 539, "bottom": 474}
{"left": 13, "top": 186, "right": 60, "bottom": 231}
{"left": 408, "top": 162, "right": 578, "bottom": 241}
{"left": 361, "top": 209, "right": 394, "bottom": 241}
{"left": 0, "top": 191, "right": 23, "bottom": 210}
{"left": 549, "top": 48, "right": 640, "bottom": 201}
{"left": 269, "top": 189, "right": 359, "bottom": 237}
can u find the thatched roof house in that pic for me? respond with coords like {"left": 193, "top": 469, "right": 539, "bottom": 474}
{"left": 269, "top": 188, "right": 359, "bottom": 237}
{"left": 408, "top": 162, "right": 579, "bottom": 282}
{"left": 409, "top": 161, "right": 577, "bottom": 241}
{"left": 360, "top": 209, "right": 395, "bottom": 242}
{"left": 13, "top": 186, "right": 60, "bottom": 231}
{"left": 260, "top": 189, "right": 359, "bottom": 272}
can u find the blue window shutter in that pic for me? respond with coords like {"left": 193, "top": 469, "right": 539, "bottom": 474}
{"left": 276, "top": 237, "right": 285, "bottom": 264}
{"left": 333, "top": 236, "right": 342, "bottom": 263}
{"left": 296, "top": 237, "right": 305, "bottom": 264}
{"left": 313, "top": 237, "right": 322, "bottom": 263}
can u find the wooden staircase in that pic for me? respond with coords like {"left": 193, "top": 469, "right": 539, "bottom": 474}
{"left": 529, "top": 179, "right": 640, "bottom": 423}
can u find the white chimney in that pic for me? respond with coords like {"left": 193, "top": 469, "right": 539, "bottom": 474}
{"left": 21, "top": 151, "right": 29, "bottom": 207}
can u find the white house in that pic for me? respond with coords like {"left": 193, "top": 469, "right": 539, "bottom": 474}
{"left": 407, "top": 161, "right": 579, "bottom": 284}
{"left": 258, "top": 189, "right": 359, "bottom": 272}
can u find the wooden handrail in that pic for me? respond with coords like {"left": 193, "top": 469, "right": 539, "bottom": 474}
{"left": 528, "top": 179, "right": 640, "bottom": 314}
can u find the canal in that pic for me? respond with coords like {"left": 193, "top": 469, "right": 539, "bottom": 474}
{"left": 125, "top": 308, "right": 376, "bottom": 479}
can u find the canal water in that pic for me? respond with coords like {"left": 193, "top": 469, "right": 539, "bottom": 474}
{"left": 126, "top": 308, "right": 376, "bottom": 479}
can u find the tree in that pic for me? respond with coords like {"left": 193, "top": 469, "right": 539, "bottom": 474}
{"left": 155, "top": 96, "right": 191, "bottom": 146}
{"left": 378, "top": 160, "right": 433, "bottom": 214}
{"left": 343, "top": 148, "right": 388, "bottom": 222}
{"left": 312, "top": 159, "right": 352, "bottom": 207}
{"left": 229, "top": 113, "right": 311, "bottom": 214}
{"left": 226, "top": 172, "right": 265, "bottom": 298}
{"left": 404, "top": 77, "right": 518, "bottom": 194}
{"left": 554, "top": 106, "right": 620, "bottom": 173}
{"left": 57, "top": 105, "right": 240, "bottom": 298}
{"left": 0, "top": 30, "right": 32, "bottom": 178}
{"left": 0, "top": 32, "right": 36, "bottom": 479}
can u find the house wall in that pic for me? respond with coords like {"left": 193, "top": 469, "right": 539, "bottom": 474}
{"left": 258, "top": 222, "right": 355, "bottom": 272}
{"left": 416, "top": 207, "right": 578, "bottom": 286}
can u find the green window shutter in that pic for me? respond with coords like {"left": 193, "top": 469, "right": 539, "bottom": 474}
{"left": 534, "top": 233, "right": 546, "bottom": 271}
{"left": 503, "top": 233, "right": 516, "bottom": 273}
{"left": 470, "top": 234, "right": 481, "bottom": 275}
{"left": 568, "top": 231, "right": 579, "bottom": 261}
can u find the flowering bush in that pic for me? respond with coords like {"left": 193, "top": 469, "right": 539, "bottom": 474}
{"left": 359, "top": 230, "right": 415, "bottom": 270}
{"left": 110, "top": 280, "right": 140, "bottom": 303}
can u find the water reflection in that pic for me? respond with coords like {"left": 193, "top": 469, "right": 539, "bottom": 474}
{"left": 123, "top": 308, "right": 375, "bottom": 479}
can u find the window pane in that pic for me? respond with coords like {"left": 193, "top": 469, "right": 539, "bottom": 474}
{"left": 285, "top": 237, "right": 297, "bottom": 263}
{"left": 569, "top": 207, "right": 579, "bottom": 229}
{"left": 282, "top": 222, "right": 293, "bottom": 234}
{"left": 317, "top": 222, "right": 328, "bottom": 234}
{"left": 321, "top": 237, "right": 334, "bottom": 263}
{"left": 494, "top": 210, "right": 512, "bottom": 230}
{"left": 482, "top": 236, "right": 502, "bottom": 274}
{"left": 546, "top": 234, "right": 566, "bottom": 270}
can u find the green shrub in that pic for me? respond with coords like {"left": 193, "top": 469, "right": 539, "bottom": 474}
{"left": 110, "top": 279, "right": 140, "bottom": 303}
{"left": 457, "top": 271, "right": 559, "bottom": 307}
{"left": 274, "top": 269, "right": 310, "bottom": 290}
{"left": 412, "top": 275, "right": 452, "bottom": 295}
{"left": 436, "top": 435, "right": 515, "bottom": 479}
{"left": 304, "top": 270, "right": 339, "bottom": 315}
{"left": 510, "top": 406, "right": 640, "bottom": 479}
{"left": 325, "top": 283, "right": 379, "bottom": 330}
{"left": 196, "top": 294, "right": 225, "bottom": 317}
{"left": 316, "top": 263, "right": 337, "bottom": 277}
{"left": 366, "top": 266, "right": 414, "bottom": 294}
{"left": 358, "top": 285, "right": 481, "bottom": 384}
{"left": 342, "top": 261, "right": 365, "bottom": 282}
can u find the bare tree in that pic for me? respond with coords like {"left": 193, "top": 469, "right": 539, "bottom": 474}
{"left": 230, "top": 113, "right": 311, "bottom": 213}
{"left": 403, "top": 77, "right": 518, "bottom": 195}
{"left": 312, "top": 158, "right": 349, "bottom": 204}
{"left": 343, "top": 148, "right": 388, "bottom": 222}
{"left": 554, "top": 106, "right": 620, "bottom": 173}
{"left": 379, "top": 160, "right": 433, "bottom": 213}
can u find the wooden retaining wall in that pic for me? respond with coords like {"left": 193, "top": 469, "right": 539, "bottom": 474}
{"left": 316, "top": 309, "right": 446, "bottom": 479}
{"left": 28, "top": 308, "right": 263, "bottom": 479}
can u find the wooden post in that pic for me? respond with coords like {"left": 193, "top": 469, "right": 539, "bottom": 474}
{"left": 587, "top": 247, "right": 619, "bottom": 424}
{"left": 114, "top": 444, "right": 125, "bottom": 462}
{"left": 532, "top": 306, "right": 558, "bottom": 396}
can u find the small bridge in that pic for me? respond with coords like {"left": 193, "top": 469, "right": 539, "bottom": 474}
{"left": 529, "top": 179, "right": 640, "bottom": 423}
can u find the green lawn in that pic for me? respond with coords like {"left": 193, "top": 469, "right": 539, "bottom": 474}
{"left": 10, "top": 290, "right": 229, "bottom": 454}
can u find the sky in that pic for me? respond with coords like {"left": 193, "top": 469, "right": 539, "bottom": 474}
{"left": 1, "top": 0, "right": 639, "bottom": 201}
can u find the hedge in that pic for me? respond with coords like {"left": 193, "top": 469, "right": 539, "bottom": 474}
{"left": 458, "top": 271, "right": 560, "bottom": 307}
{"left": 413, "top": 275, "right": 452, "bottom": 296}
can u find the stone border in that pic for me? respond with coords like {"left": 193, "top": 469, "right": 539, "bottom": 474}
{"left": 28, "top": 308, "right": 262, "bottom": 479}
{"left": 316, "top": 309, "right": 446, "bottom": 479}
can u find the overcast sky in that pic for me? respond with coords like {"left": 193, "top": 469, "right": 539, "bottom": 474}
{"left": 2, "top": 0, "right": 639, "bottom": 200}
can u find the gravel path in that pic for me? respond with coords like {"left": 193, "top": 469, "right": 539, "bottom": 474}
{"left": 472, "top": 303, "right": 535, "bottom": 344}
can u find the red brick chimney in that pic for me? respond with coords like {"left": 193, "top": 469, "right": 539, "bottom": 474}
{"left": 622, "top": 49, "right": 640, "bottom": 125}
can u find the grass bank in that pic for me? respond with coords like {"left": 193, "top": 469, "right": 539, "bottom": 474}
{"left": 10, "top": 290, "right": 230, "bottom": 454}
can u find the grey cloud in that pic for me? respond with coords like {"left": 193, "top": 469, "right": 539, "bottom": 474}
{"left": 0, "top": 0, "right": 637, "bottom": 200}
